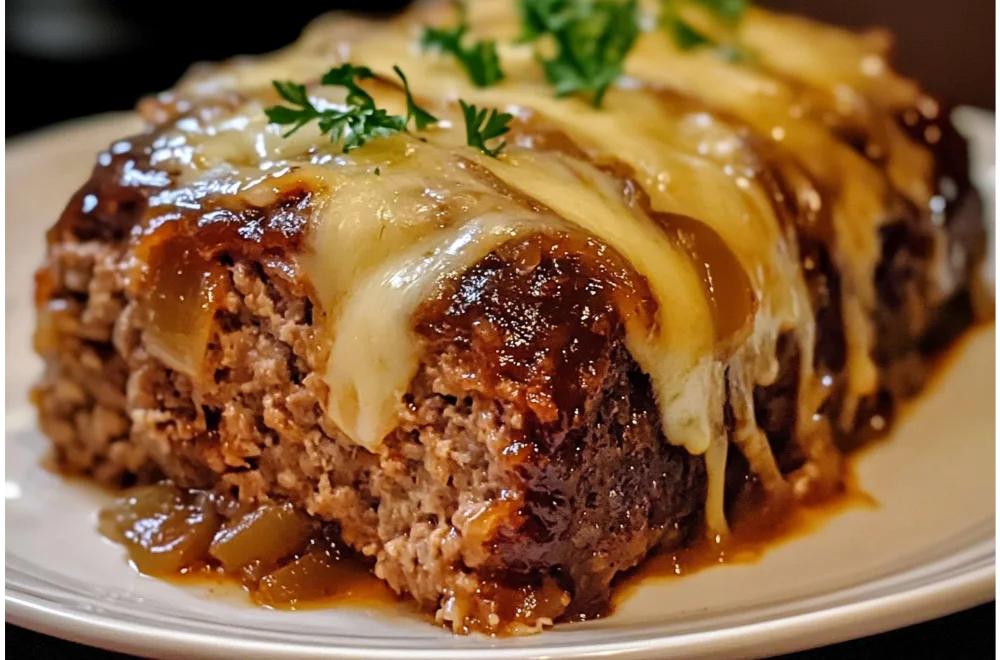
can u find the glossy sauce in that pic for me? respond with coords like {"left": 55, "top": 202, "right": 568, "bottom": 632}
{"left": 617, "top": 466, "right": 877, "bottom": 596}
{"left": 166, "top": 546, "right": 398, "bottom": 611}
{"left": 98, "top": 483, "right": 400, "bottom": 610}
{"left": 140, "top": 237, "right": 226, "bottom": 377}
{"left": 415, "top": 232, "right": 655, "bottom": 425}
{"left": 47, "top": 0, "right": 985, "bottom": 636}
{"left": 86, "top": 421, "right": 886, "bottom": 628}
{"left": 134, "top": 186, "right": 315, "bottom": 379}
{"left": 617, "top": 321, "right": 993, "bottom": 601}
{"left": 504, "top": 115, "right": 758, "bottom": 354}
{"left": 93, "top": 0, "right": 954, "bottom": 504}
{"left": 90, "top": 323, "right": 989, "bottom": 631}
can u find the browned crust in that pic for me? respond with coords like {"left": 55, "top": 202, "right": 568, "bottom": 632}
{"left": 31, "top": 80, "right": 985, "bottom": 630}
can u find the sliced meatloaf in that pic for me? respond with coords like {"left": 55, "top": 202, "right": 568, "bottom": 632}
{"left": 32, "top": 0, "right": 986, "bottom": 633}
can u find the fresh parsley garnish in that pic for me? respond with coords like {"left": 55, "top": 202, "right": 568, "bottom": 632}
{"left": 517, "top": 0, "right": 575, "bottom": 42}
{"left": 700, "top": 0, "right": 748, "bottom": 24}
{"left": 420, "top": 5, "right": 505, "bottom": 88}
{"left": 393, "top": 65, "right": 439, "bottom": 130}
{"left": 667, "top": 15, "right": 712, "bottom": 50}
{"left": 519, "top": 0, "right": 640, "bottom": 108}
{"left": 320, "top": 64, "right": 378, "bottom": 107}
{"left": 660, "top": 0, "right": 752, "bottom": 61}
{"left": 265, "top": 64, "right": 438, "bottom": 152}
{"left": 459, "top": 100, "right": 513, "bottom": 157}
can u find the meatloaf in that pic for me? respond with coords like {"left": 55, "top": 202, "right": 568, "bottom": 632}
{"left": 32, "top": 0, "right": 986, "bottom": 634}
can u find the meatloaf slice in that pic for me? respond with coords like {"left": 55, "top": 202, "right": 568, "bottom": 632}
{"left": 33, "top": 135, "right": 705, "bottom": 630}
{"left": 32, "top": 121, "right": 982, "bottom": 631}
{"left": 31, "top": 0, "right": 988, "bottom": 635}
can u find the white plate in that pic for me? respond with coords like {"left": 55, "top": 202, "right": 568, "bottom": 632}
{"left": 4, "top": 110, "right": 996, "bottom": 660}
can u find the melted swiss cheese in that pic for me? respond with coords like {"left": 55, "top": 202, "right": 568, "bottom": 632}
{"left": 143, "top": 0, "right": 937, "bottom": 536}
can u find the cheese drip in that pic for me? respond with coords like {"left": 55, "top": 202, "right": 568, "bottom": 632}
{"left": 162, "top": 106, "right": 725, "bottom": 455}
{"left": 153, "top": 0, "right": 939, "bottom": 537}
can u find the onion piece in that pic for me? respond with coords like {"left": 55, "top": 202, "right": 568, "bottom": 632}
{"left": 254, "top": 551, "right": 346, "bottom": 606}
{"left": 99, "top": 484, "right": 220, "bottom": 575}
{"left": 209, "top": 503, "right": 312, "bottom": 572}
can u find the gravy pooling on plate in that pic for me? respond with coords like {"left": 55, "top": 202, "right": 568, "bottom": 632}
{"left": 33, "top": 0, "right": 987, "bottom": 633}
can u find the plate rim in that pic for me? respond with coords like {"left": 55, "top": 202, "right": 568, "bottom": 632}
{"left": 5, "top": 563, "right": 994, "bottom": 660}
{"left": 5, "top": 111, "right": 996, "bottom": 660}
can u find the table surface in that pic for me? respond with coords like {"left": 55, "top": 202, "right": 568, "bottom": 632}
{"left": 5, "top": 0, "right": 994, "bottom": 657}
{"left": 7, "top": 603, "right": 996, "bottom": 658}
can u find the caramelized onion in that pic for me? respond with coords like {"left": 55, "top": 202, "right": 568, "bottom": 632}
{"left": 254, "top": 551, "right": 348, "bottom": 606}
{"left": 208, "top": 503, "right": 313, "bottom": 572}
{"left": 99, "top": 484, "right": 220, "bottom": 575}
{"left": 139, "top": 233, "right": 226, "bottom": 379}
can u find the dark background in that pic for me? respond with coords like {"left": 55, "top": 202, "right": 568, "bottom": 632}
{"left": 5, "top": 0, "right": 995, "bottom": 657}
{"left": 4, "top": 0, "right": 995, "bottom": 136}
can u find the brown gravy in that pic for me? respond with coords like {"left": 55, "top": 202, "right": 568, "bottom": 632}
{"left": 616, "top": 467, "right": 877, "bottom": 600}
{"left": 613, "top": 322, "right": 993, "bottom": 602}
{"left": 89, "top": 321, "right": 992, "bottom": 627}
{"left": 165, "top": 554, "right": 399, "bottom": 612}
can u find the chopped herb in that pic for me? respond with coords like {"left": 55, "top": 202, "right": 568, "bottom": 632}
{"left": 393, "top": 65, "right": 439, "bottom": 129}
{"left": 666, "top": 15, "right": 712, "bottom": 50}
{"left": 420, "top": 6, "right": 505, "bottom": 87}
{"left": 516, "top": 0, "right": 575, "bottom": 42}
{"left": 265, "top": 63, "right": 438, "bottom": 153}
{"left": 374, "top": 166, "right": 382, "bottom": 176}
{"left": 264, "top": 81, "right": 324, "bottom": 136}
{"left": 519, "top": 0, "right": 640, "bottom": 108}
{"left": 266, "top": 65, "right": 404, "bottom": 152}
{"left": 696, "top": 0, "right": 748, "bottom": 24}
{"left": 320, "top": 64, "right": 377, "bottom": 107}
{"left": 660, "top": 0, "right": 752, "bottom": 60}
{"left": 459, "top": 100, "right": 513, "bottom": 157}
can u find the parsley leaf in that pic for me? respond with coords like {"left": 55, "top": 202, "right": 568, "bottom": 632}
{"left": 420, "top": 12, "right": 505, "bottom": 88}
{"left": 265, "top": 63, "right": 438, "bottom": 153}
{"left": 459, "top": 100, "right": 513, "bottom": 157}
{"left": 517, "top": 0, "right": 575, "bottom": 42}
{"left": 266, "top": 81, "right": 323, "bottom": 135}
{"left": 666, "top": 15, "right": 712, "bottom": 50}
{"left": 266, "top": 65, "right": 403, "bottom": 152}
{"left": 393, "top": 65, "right": 439, "bottom": 130}
{"left": 320, "top": 64, "right": 377, "bottom": 107}
{"left": 660, "top": 0, "right": 752, "bottom": 60}
{"left": 696, "top": 0, "right": 748, "bottom": 24}
{"left": 523, "top": 0, "right": 640, "bottom": 108}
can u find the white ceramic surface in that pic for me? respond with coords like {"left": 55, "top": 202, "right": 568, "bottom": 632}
{"left": 4, "top": 110, "right": 996, "bottom": 660}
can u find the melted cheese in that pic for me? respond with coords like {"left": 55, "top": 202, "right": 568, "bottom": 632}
{"left": 472, "top": 151, "right": 723, "bottom": 444}
{"left": 151, "top": 0, "right": 940, "bottom": 536}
